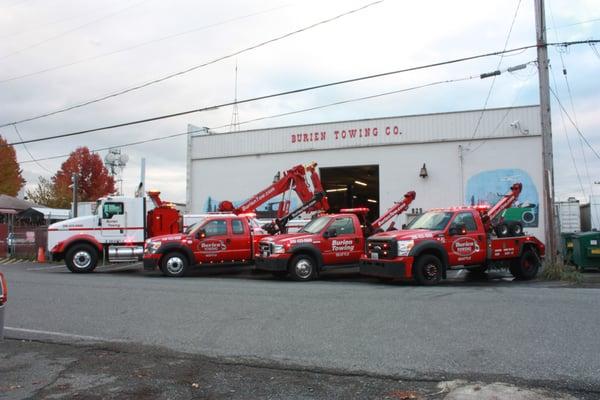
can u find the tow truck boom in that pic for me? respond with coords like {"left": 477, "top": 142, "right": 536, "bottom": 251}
{"left": 480, "top": 182, "right": 522, "bottom": 232}
{"left": 218, "top": 162, "right": 328, "bottom": 218}
{"left": 371, "top": 191, "right": 416, "bottom": 231}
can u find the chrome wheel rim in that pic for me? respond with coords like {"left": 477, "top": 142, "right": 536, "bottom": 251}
{"left": 295, "top": 259, "right": 313, "bottom": 279}
{"left": 73, "top": 251, "right": 92, "bottom": 269}
{"left": 166, "top": 256, "right": 185, "bottom": 275}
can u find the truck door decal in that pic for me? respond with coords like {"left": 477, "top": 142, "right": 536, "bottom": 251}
{"left": 452, "top": 237, "right": 480, "bottom": 257}
{"left": 199, "top": 240, "right": 227, "bottom": 252}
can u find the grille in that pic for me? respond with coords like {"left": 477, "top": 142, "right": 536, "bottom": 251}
{"left": 367, "top": 239, "right": 397, "bottom": 259}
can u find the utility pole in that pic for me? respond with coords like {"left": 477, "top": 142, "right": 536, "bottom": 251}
{"left": 72, "top": 173, "right": 79, "bottom": 218}
{"left": 534, "top": 0, "right": 557, "bottom": 262}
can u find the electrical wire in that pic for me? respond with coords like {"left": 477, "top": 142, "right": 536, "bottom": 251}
{"left": 0, "top": 0, "right": 152, "bottom": 61}
{"left": 0, "top": 3, "right": 290, "bottom": 84}
{"left": 549, "top": 17, "right": 600, "bottom": 30}
{"left": 468, "top": 0, "right": 521, "bottom": 144}
{"left": 10, "top": 124, "right": 52, "bottom": 173}
{"left": 3, "top": 40, "right": 598, "bottom": 146}
{"left": 3, "top": 49, "right": 542, "bottom": 146}
{"left": 19, "top": 73, "right": 482, "bottom": 164}
{"left": 550, "top": 87, "right": 600, "bottom": 162}
{"left": 0, "top": 0, "right": 385, "bottom": 127}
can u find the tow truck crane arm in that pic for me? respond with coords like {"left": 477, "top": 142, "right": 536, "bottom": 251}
{"left": 218, "top": 163, "right": 328, "bottom": 218}
{"left": 479, "top": 182, "right": 522, "bottom": 232}
{"left": 370, "top": 191, "right": 416, "bottom": 232}
{"left": 341, "top": 190, "right": 416, "bottom": 236}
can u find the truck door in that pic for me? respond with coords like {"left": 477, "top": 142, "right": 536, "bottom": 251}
{"left": 228, "top": 218, "right": 252, "bottom": 262}
{"left": 321, "top": 216, "right": 362, "bottom": 265}
{"left": 100, "top": 201, "right": 126, "bottom": 238}
{"left": 446, "top": 211, "right": 487, "bottom": 266}
{"left": 194, "top": 219, "right": 229, "bottom": 263}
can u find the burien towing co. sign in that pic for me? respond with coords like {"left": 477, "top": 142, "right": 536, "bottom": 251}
{"left": 190, "top": 107, "right": 541, "bottom": 160}
{"left": 290, "top": 125, "right": 401, "bottom": 144}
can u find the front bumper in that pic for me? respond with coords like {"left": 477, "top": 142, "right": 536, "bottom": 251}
{"left": 359, "top": 256, "right": 413, "bottom": 279}
{"left": 254, "top": 255, "right": 289, "bottom": 272}
{"left": 143, "top": 254, "right": 161, "bottom": 271}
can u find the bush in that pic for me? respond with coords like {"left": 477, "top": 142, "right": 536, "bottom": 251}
{"left": 541, "top": 259, "right": 583, "bottom": 284}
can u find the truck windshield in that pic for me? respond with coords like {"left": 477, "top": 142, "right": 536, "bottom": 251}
{"left": 299, "top": 216, "right": 331, "bottom": 234}
{"left": 407, "top": 211, "right": 453, "bottom": 231}
{"left": 185, "top": 223, "right": 198, "bottom": 234}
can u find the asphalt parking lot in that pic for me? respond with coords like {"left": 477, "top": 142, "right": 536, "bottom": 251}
{"left": 2, "top": 261, "right": 600, "bottom": 399}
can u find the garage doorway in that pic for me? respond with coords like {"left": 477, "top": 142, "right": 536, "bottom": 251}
{"left": 319, "top": 165, "right": 379, "bottom": 220}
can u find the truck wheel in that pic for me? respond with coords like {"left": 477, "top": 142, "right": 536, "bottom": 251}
{"left": 509, "top": 249, "right": 540, "bottom": 280}
{"left": 161, "top": 252, "right": 188, "bottom": 277}
{"left": 495, "top": 223, "right": 509, "bottom": 238}
{"left": 414, "top": 254, "right": 442, "bottom": 285}
{"left": 65, "top": 244, "right": 98, "bottom": 273}
{"left": 288, "top": 254, "right": 317, "bottom": 281}
{"left": 509, "top": 221, "right": 524, "bottom": 236}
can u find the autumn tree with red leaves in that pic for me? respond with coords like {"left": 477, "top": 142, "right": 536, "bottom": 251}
{"left": 0, "top": 134, "right": 25, "bottom": 196}
{"left": 51, "top": 147, "right": 116, "bottom": 208}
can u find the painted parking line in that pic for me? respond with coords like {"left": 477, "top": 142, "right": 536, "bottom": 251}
{"left": 5, "top": 327, "right": 123, "bottom": 343}
{"left": 27, "top": 264, "right": 68, "bottom": 271}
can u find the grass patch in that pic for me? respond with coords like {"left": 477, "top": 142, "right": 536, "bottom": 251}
{"left": 541, "top": 259, "right": 583, "bottom": 284}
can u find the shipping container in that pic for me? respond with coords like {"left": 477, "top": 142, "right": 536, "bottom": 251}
{"left": 557, "top": 198, "right": 581, "bottom": 233}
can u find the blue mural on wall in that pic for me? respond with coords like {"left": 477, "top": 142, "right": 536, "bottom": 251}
{"left": 465, "top": 168, "right": 539, "bottom": 227}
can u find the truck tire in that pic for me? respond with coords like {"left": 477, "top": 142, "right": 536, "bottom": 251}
{"left": 509, "top": 248, "right": 540, "bottom": 280}
{"left": 160, "top": 252, "right": 188, "bottom": 277}
{"left": 414, "top": 254, "right": 442, "bottom": 285}
{"left": 65, "top": 243, "right": 98, "bottom": 273}
{"left": 509, "top": 221, "right": 524, "bottom": 236}
{"left": 288, "top": 254, "right": 317, "bottom": 281}
{"left": 495, "top": 223, "right": 509, "bottom": 238}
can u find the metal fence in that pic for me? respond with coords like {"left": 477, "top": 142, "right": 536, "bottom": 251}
{"left": 1, "top": 225, "right": 48, "bottom": 259}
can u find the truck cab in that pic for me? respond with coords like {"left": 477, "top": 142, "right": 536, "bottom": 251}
{"left": 143, "top": 214, "right": 268, "bottom": 277}
{"left": 254, "top": 213, "right": 365, "bottom": 281}
{"left": 49, "top": 193, "right": 181, "bottom": 273}
{"left": 360, "top": 206, "right": 545, "bottom": 285}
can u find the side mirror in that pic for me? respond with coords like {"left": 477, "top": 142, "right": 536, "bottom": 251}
{"left": 197, "top": 229, "right": 206, "bottom": 239}
{"left": 449, "top": 223, "right": 467, "bottom": 236}
{"left": 401, "top": 223, "right": 407, "bottom": 230}
{"left": 323, "top": 228, "right": 337, "bottom": 238}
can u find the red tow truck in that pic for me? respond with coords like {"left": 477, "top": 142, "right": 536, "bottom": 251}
{"left": 254, "top": 191, "right": 416, "bottom": 281}
{"left": 143, "top": 163, "right": 329, "bottom": 277}
{"left": 359, "top": 183, "right": 545, "bottom": 285}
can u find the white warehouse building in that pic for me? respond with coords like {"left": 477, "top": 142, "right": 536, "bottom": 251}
{"left": 186, "top": 105, "right": 545, "bottom": 239}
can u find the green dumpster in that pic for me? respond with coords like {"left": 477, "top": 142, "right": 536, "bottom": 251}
{"left": 571, "top": 232, "right": 600, "bottom": 270}
{"left": 560, "top": 232, "right": 577, "bottom": 264}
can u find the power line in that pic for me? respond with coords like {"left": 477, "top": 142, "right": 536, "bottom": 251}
{"left": 549, "top": 17, "right": 600, "bottom": 30}
{"left": 0, "top": 0, "right": 151, "bottom": 61}
{"left": 4, "top": 47, "right": 542, "bottom": 146}
{"left": 10, "top": 124, "right": 52, "bottom": 173}
{"left": 4, "top": 40, "right": 599, "bottom": 146}
{"left": 0, "top": 3, "right": 290, "bottom": 84}
{"left": 19, "top": 73, "right": 482, "bottom": 164}
{"left": 550, "top": 87, "right": 600, "bottom": 161}
{"left": 468, "top": 0, "right": 521, "bottom": 144}
{"left": 0, "top": 0, "right": 385, "bottom": 127}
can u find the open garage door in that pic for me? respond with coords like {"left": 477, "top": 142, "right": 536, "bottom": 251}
{"left": 320, "top": 165, "right": 379, "bottom": 221}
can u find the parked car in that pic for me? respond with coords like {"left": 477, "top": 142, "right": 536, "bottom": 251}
{"left": 0, "top": 272, "right": 7, "bottom": 339}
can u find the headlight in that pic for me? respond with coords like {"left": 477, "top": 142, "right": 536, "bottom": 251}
{"left": 145, "top": 240, "right": 161, "bottom": 254}
{"left": 397, "top": 240, "right": 414, "bottom": 256}
{"left": 272, "top": 244, "right": 286, "bottom": 254}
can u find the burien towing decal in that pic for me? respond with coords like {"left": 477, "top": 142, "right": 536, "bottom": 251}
{"left": 290, "top": 125, "right": 402, "bottom": 144}
{"left": 452, "top": 237, "right": 480, "bottom": 257}
{"left": 200, "top": 240, "right": 227, "bottom": 252}
{"left": 332, "top": 239, "right": 354, "bottom": 252}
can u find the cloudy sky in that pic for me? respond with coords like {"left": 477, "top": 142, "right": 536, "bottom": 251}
{"left": 0, "top": 0, "right": 598, "bottom": 204}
